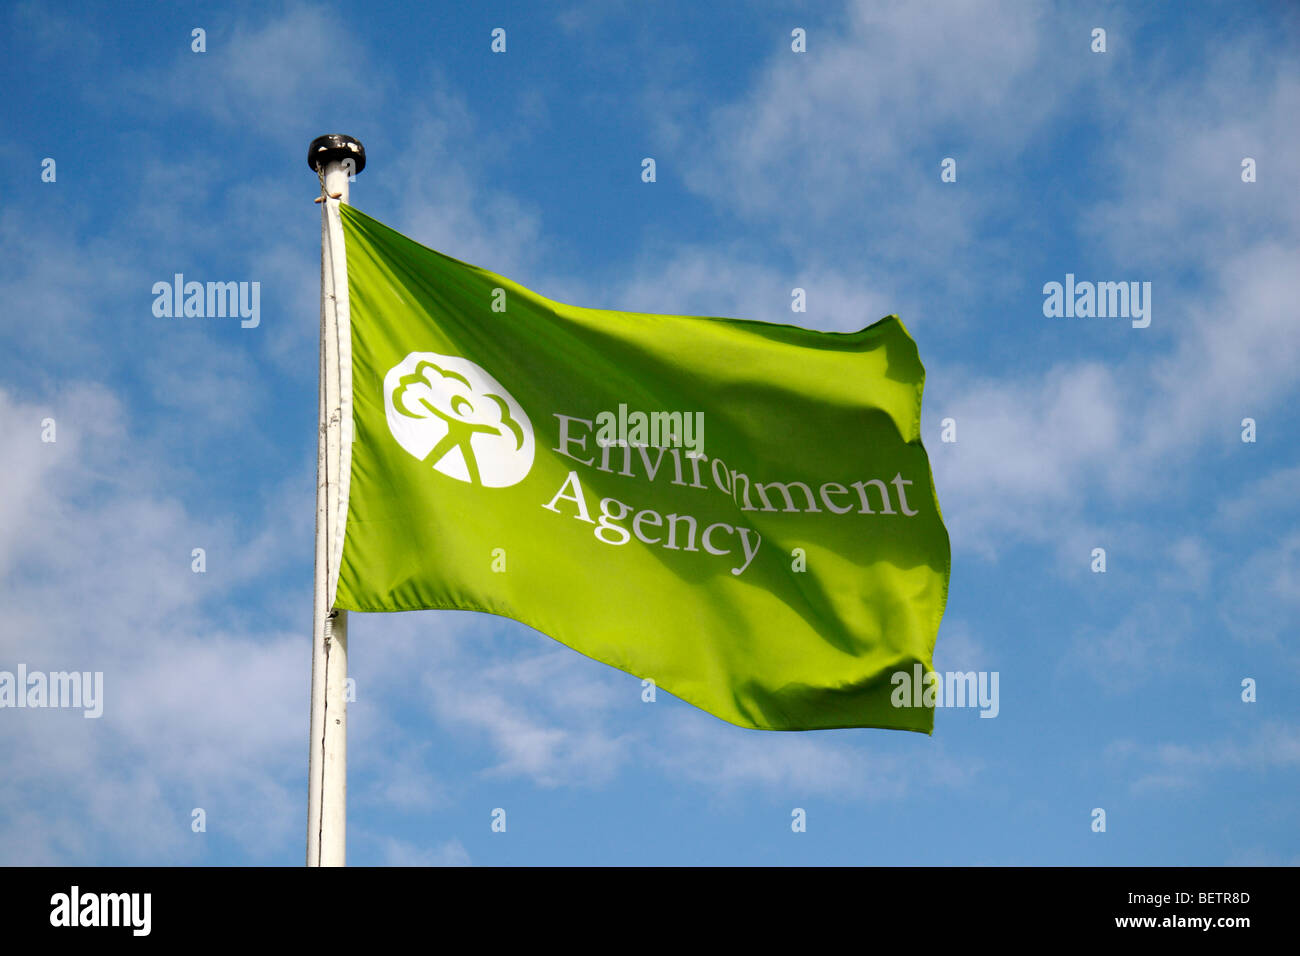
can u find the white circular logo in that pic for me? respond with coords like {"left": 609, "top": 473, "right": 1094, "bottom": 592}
{"left": 384, "top": 352, "right": 534, "bottom": 487}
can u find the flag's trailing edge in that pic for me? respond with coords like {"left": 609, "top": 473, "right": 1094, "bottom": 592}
{"left": 331, "top": 202, "right": 951, "bottom": 733}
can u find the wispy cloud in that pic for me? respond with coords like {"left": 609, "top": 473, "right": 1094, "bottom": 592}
{"left": 1111, "top": 722, "right": 1300, "bottom": 794}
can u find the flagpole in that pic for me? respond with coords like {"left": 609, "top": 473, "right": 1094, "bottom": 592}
{"left": 306, "top": 134, "right": 365, "bottom": 867}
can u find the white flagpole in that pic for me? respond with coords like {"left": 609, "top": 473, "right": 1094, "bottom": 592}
{"left": 306, "top": 134, "right": 365, "bottom": 867}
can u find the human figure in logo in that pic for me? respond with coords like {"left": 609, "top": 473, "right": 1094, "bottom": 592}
{"left": 391, "top": 361, "right": 525, "bottom": 486}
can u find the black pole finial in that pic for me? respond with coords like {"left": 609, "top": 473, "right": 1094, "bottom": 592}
{"left": 308, "top": 134, "right": 366, "bottom": 174}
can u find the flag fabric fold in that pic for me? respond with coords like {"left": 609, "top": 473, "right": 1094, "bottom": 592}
{"left": 334, "top": 203, "right": 950, "bottom": 732}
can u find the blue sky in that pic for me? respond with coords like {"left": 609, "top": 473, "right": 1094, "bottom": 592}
{"left": 1, "top": 0, "right": 1298, "bottom": 865}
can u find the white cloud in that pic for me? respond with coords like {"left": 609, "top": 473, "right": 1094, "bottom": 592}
{"left": 600, "top": 247, "right": 897, "bottom": 332}
{"left": 687, "top": 0, "right": 1069, "bottom": 227}
{"left": 933, "top": 619, "right": 989, "bottom": 672}
{"left": 1218, "top": 531, "right": 1300, "bottom": 645}
{"left": 1066, "top": 602, "right": 1198, "bottom": 691}
{"left": 421, "top": 640, "right": 635, "bottom": 789}
{"left": 0, "top": 386, "right": 308, "bottom": 863}
{"left": 377, "top": 836, "right": 470, "bottom": 867}
{"left": 1116, "top": 722, "right": 1300, "bottom": 794}
{"left": 375, "top": 106, "right": 547, "bottom": 283}
{"left": 133, "top": 3, "right": 384, "bottom": 140}
{"left": 1215, "top": 462, "right": 1300, "bottom": 529}
{"left": 1158, "top": 535, "right": 1212, "bottom": 592}
{"left": 647, "top": 709, "right": 982, "bottom": 800}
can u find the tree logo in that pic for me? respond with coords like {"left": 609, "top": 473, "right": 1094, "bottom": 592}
{"left": 384, "top": 352, "right": 534, "bottom": 487}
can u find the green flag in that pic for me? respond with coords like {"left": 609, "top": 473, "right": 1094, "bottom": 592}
{"left": 333, "top": 203, "right": 950, "bottom": 732}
